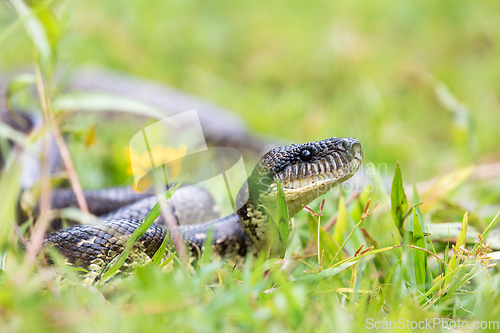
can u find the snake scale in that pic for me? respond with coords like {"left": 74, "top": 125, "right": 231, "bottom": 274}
{"left": 1, "top": 69, "right": 363, "bottom": 280}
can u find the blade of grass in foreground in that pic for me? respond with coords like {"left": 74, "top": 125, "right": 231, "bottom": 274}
{"left": 9, "top": 0, "right": 52, "bottom": 69}
{"left": 332, "top": 195, "right": 347, "bottom": 250}
{"left": 391, "top": 162, "right": 407, "bottom": 236}
{"left": 444, "top": 211, "right": 468, "bottom": 288}
{"left": 150, "top": 230, "right": 170, "bottom": 266}
{"left": 411, "top": 207, "right": 427, "bottom": 294}
{"left": 265, "top": 178, "right": 290, "bottom": 259}
{"left": 0, "top": 157, "right": 22, "bottom": 253}
{"left": 96, "top": 178, "right": 186, "bottom": 284}
{"left": 328, "top": 200, "right": 377, "bottom": 267}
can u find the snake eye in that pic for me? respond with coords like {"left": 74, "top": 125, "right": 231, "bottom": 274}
{"left": 299, "top": 149, "right": 313, "bottom": 162}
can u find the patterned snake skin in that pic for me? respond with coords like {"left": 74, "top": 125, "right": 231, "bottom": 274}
{"left": 0, "top": 69, "right": 363, "bottom": 281}
{"left": 43, "top": 137, "right": 363, "bottom": 281}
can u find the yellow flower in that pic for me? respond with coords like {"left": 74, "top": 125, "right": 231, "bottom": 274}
{"left": 125, "top": 144, "right": 188, "bottom": 191}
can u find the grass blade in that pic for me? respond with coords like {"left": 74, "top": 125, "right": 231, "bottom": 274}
{"left": 273, "top": 178, "right": 290, "bottom": 258}
{"left": 391, "top": 162, "right": 407, "bottom": 236}
{"left": 332, "top": 195, "right": 347, "bottom": 246}
{"left": 444, "top": 211, "right": 468, "bottom": 288}
{"left": 9, "top": 0, "right": 53, "bottom": 70}
{"left": 411, "top": 207, "right": 427, "bottom": 293}
{"left": 150, "top": 230, "right": 170, "bottom": 266}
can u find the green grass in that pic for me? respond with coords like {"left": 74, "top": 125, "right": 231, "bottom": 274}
{"left": 1, "top": 1, "right": 500, "bottom": 332}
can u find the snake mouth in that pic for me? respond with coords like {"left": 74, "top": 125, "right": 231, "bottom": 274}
{"left": 276, "top": 140, "right": 363, "bottom": 191}
{"left": 278, "top": 158, "right": 362, "bottom": 190}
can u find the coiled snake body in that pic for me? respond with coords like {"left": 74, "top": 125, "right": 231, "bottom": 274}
{"left": 43, "top": 137, "right": 363, "bottom": 280}
{"left": 1, "top": 69, "right": 363, "bottom": 280}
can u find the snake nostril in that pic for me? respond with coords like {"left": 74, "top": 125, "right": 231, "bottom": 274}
{"left": 350, "top": 142, "right": 363, "bottom": 160}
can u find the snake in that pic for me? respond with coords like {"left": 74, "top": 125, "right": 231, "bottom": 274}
{"left": 43, "top": 137, "right": 363, "bottom": 281}
{"left": 0, "top": 69, "right": 363, "bottom": 281}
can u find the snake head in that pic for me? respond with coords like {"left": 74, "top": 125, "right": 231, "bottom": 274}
{"left": 248, "top": 137, "right": 363, "bottom": 216}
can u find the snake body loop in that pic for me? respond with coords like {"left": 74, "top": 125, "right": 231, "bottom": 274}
{"left": 44, "top": 137, "right": 363, "bottom": 280}
{"left": 0, "top": 70, "right": 365, "bottom": 281}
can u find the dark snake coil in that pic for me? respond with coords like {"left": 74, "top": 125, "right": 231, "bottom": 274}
{"left": 43, "top": 137, "right": 363, "bottom": 282}
{"left": 0, "top": 69, "right": 363, "bottom": 281}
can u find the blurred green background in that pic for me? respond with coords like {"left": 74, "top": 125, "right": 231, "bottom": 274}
{"left": 2, "top": 2, "right": 500, "bottom": 332}
{"left": 2, "top": 0, "right": 499, "bottom": 184}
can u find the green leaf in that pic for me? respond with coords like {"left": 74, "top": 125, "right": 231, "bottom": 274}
{"left": 0, "top": 121, "right": 28, "bottom": 149}
{"left": 0, "top": 158, "right": 22, "bottom": 248}
{"left": 292, "top": 260, "right": 358, "bottom": 284}
{"left": 391, "top": 162, "right": 408, "bottom": 235}
{"left": 332, "top": 195, "right": 347, "bottom": 246}
{"left": 444, "top": 211, "right": 468, "bottom": 288}
{"left": 329, "top": 216, "right": 366, "bottom": 267}
{"left": 224, "top": 262, "right": 244, "bottom": 281}
{"left": 150, "top": 230, "right": 170, "bottom": 266}
{"left": 6, "top": 73, "right": 37, "bottom": 97}
{"left": 53, "top": 92, "right": 166, "bottom": 118}
{"left": 274, "top": 177, "right": 290, "bottom": 258}
{"left": 455, "top": 211, "right": 469, "bottom": 254}
{"left": 158, "top": 251, "right": 175, "bottom": 269}
{"left": 411, "top": 207, "right": 427, "bottom": 293}
{"left": 307, "top": 216, "right": 338, "bottom": 264}
{"left": 32, "top": 3, "right": 61, "bottom": 50}
{"left": 9, "top": 0, "right": 53, "bottom": 68}
{"left": 142, "top": 178, "right": 186, "bottom": 224}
